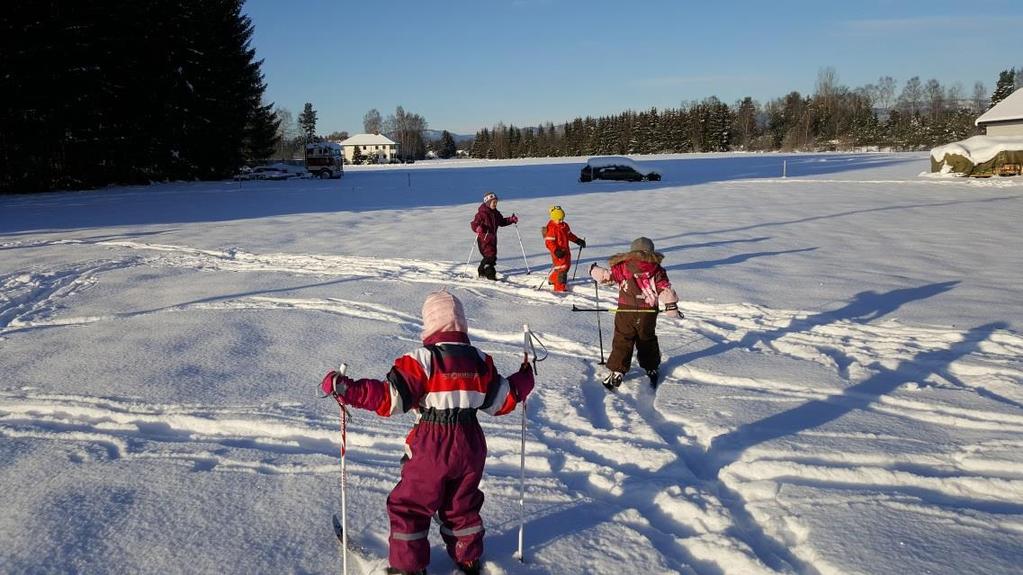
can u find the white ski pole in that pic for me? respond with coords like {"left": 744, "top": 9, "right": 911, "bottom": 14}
{"left": 337, "top": 362, "right": 350, "bottom": 575}
{"left": 463, "top": 232, "right": 488, "bottom": 277}
{"left": 515, "top": 324, "right": 530, "bottom": 562}
{"left": 513, "top": 223, "right": 531, "bottom": 274}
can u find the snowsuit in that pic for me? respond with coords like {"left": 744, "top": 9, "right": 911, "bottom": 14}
{"left": 590, "top": 250, "right": 679, "bottom": 375}
{"left": 471, "top": 202, "right": 515, "bottom": 280}
{"left": 332, "top": 330, "right": 534, "bottom": 572}
{"left": 542, "top": 220, "right": 582, "bottom": 292}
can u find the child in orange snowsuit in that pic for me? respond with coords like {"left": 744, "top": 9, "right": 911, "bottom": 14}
{"left": 541, "top": 205, "right": 585, "bottom": 292}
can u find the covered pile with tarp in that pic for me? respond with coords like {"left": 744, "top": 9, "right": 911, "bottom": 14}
{"left": 931, "top": 135, "right": 1023, "bottom": 176}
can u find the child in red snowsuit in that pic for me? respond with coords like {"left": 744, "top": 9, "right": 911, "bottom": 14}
{"left": 320, "top": 291, "right": 534, "bottom": 575}
{"left": 542, "top": 205, "right": 585, "bottom": 292}
{"left": 589, "top": 236, "right": 682, "bottom": 390}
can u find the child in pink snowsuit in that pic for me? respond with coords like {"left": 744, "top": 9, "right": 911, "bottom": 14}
{"left": 321, "top": 291, "right": 534, "bottom": 575}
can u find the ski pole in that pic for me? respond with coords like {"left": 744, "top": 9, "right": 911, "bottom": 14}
{"left": 570, "top": 304, "right": 659, "bottom": 313}
{"left": 570, "top": 240, "right": 584, "bottom": 281}
{"left": 534, "top": 264, "right": 552, "bottom": 291}
{"left": 513, "top": 223, "right": 531, "bottom": 274}
{"left": 463, "top": 232, "right": 488, "bottom": 277}
{"left": 516, "top": 324, "right": 530, "bottom": 562}
{"left": 593, "top": 281, "right": 605, "bottom": 365}
{"left": 335, "top": 362, "right": 350, "bottom": 575}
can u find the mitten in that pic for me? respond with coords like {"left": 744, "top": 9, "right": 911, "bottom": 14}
{"left": 320, "top": 371, "right": 351, "bottom": 396}
{"left": 554, "top": 247, "right": 567, "bottom": 258}
{"left": 589, "top": 263, "right": 612, "bottom": 283}
{"left": 508, "top": 214, "right": 519, "bottom": 224}
{"left": 576, "top": 238, "right": 586, "bottom": 248}
{"left": 507, "top": 360, "right": 535, "bottom": 401}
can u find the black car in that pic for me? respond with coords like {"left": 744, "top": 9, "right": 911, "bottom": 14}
{"left": 579, "top": 156, "right": 661, "bottom": 182}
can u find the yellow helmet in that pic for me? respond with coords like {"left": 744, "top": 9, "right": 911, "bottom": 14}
{"left": 549, "top": 205, "right": 565, "bottom": 222}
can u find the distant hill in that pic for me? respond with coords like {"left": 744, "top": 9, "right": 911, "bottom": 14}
{"left": 422, "top": 129, "right": 473, "bottom": 143}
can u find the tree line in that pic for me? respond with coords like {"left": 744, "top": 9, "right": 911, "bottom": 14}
{"left": 469, "top": 68, "right": 1023, "bottom": 159}
{"left": 0, "top": 0, "right": 279, "bottom": 194}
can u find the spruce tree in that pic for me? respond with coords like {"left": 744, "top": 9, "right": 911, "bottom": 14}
{"left": 299, "top": 103, "right": 318, "bottom": 142}
{"left": 439, "top": 130, "right": 457, "bottom": 159}
{"left": 990, "top": 69, "right": 1017, "bottom": 109}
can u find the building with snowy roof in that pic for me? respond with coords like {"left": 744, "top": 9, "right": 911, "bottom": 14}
{"left": 929, "top": 88, "right": 1023, "bottom": 176}
{"left": 340, "top": 133, "right": 397, "bottom": 163}
{"left": 976, "top": 87, "right": 1023, "bottom": 136}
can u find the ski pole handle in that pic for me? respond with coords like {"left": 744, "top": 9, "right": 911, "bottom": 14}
{"left": 319, "top": 362, "right": 350, "bottom": 398}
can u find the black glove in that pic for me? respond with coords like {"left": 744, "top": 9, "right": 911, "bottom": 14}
{"left": 554, "top": 247, "right": 567, "bottom": 258}
{"left": 664, "top": 302, "right": 684, "bottom": 319}
{"left": 576, "top": 238, "right": 586, "bottom": 248}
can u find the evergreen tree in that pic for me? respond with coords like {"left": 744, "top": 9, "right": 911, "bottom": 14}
{"left": 0, "top": 0, "right": 277, "bottom": 192}
{"left": 351, "top": 145, "right": 364, "bottom": 165}
{"left": 439, "top": 130, "right": 457, "bottom": 159}
{"left": 990, "top": 68, "right": 1017, "bottom": 109}
{"left": 470, "top": 128, "right": 491, "bottom": 158}
{"left": 299, "top": 103, "right": 318, "bottom": 142}
{"left": 244, "top": 102, "right": 281, "bottom": 165}
{"left": 732, "top": 97, "right": 760, "bottom": 150}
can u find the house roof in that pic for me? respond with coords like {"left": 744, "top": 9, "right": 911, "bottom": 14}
{"left": 340, "top": 133, "right": 397, "bottom": 146}
{"left": 976, "top": 87, "right": 1023, "bottom": 126}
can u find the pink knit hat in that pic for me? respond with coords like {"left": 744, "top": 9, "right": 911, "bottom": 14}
{"left": 421, "top": 290, "right": 468, "bottom": 339}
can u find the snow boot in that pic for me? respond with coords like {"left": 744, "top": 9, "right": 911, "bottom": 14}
{"left": 646, "top": 368, "right": 659, "bottom": 389}
{"left": 457, "top": 560, "right": 481, "bottom": 574}
{"left": 602, "top": 371, "right": 623, "bottom": 391}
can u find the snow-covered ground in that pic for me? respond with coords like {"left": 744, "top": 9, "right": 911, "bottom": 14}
{"left": 2, "top": 152, "right": 1022, "bottom": 575}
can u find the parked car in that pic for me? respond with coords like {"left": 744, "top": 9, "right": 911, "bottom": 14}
{"left": 579, "top": 156, "right": 661, "bottom": 182}
{"left": 250, "top": 165, "right": 292, "bottom": 180}
{"left": 232, "top": 166, "right": 254, "bottom": 181}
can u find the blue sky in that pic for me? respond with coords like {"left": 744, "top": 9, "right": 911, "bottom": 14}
{"left": 243, "top": 0, "right": 1021, "bottom": 136}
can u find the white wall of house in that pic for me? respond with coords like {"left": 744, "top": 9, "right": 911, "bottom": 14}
{"left": 340, "top": 134, "right": 399, "bottom": 163}
{"left": 342, "top": 143, "right": 397, "bottom": 163}
{"left": 983, "top": 123, "right": 1023, "bottom": 137}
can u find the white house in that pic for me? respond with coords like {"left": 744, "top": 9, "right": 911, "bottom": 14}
{"left": 976, "top": 87, "right": 1023, "bottom": 136}
{"left": 339, "top": 133, "right": 398, "bottom": 163}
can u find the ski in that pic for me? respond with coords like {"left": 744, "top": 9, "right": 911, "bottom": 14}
{"left": 333, "top": 509, "right": 388, "bottom": 568}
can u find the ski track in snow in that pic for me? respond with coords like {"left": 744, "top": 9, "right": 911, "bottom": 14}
{"left": 3, "top": 238, "right": 1023, "bottom": 574}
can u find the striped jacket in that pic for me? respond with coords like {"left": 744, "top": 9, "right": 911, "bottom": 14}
{"left": 339, "top": 331, "right": 528, "bottom": 421}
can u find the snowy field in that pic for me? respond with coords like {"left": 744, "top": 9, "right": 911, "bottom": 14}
{"left": 2, "top": 152, "right": 1022, "bottom": 575}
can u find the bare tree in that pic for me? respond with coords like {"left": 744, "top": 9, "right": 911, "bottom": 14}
{"left": 814, "top": 67, "right": 840, "bottom": 140}
{"left": 876, "top": 76, "right": 897, "bottom": 113}
{"left": 897, "top": 76, "right": 924, "bottom": 115}
{"left": 273, "top": 106, "right": 302, "bottom": 159}
{"left": 924, "top": 78, "right": 945, "bottom": 119}
{"left": 946, "top": 82, "right": 964, "bottom": 111}
{"left": 972, "top": 81, "right": 988, "bottom": 112}
{"left": 363, "top": 109, "right": 382, "bottom": 134}
{"left": 384, "top": 106, "right": 428, "bottom": 161}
